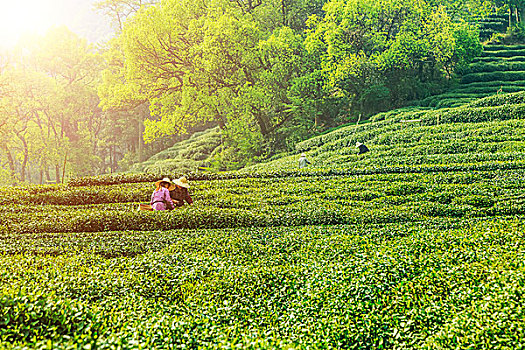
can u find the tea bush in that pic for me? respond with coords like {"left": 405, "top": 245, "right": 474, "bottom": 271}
{"left": 461, "top": 71, "right": 525, "bottom": 84}
{"left": 128, "top": 127, "right": 221, "bottom": 174}
{"left": 244, "top": 115, "right": 525, "bottom": 173}
{"left": 1, "top": 218, "right": 525, "bottom": 348}
{"left": 3, "top": 169, "right": 525, "bottom": 236}
{"left": 416, "top": 42, "right": 525, "bottom": 109}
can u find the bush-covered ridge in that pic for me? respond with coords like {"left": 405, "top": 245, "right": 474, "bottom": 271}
{"left": 418, "top": 44, "right": 525, "bottom": 108}
{"left": 127, "top": 127, "right": 221, "bottom": 174}
{"left": 235, "top": 97, "right": 525, "bottom": 173}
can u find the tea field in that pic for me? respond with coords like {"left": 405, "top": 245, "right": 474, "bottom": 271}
{"left": 419, "top": 44, "right": 525, "bottom": 108}
{"left": 2, "top": 93, "right": 525, "bottom": 348}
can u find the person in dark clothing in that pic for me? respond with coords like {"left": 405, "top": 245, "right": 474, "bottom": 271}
{"left": 169, "top": 176, "right": 194, "bottom": 207}
{"left": 356, "top": 142, "right": 369, "bottom": 155}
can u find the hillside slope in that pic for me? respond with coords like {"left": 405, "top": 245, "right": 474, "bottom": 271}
{"left": 421, "top": 45, "right": 525, "bottom": 108}
{"left": 126, "top": 41, "right": 525, "bottom": 174}
{"left": 135, "top": 41, "right": 525, "bottom": 175}
{"left": 241, "top": 92, "right": 525, "bottom": 173}
{"left": 128, "top": 127, "right": 221, "bottom": 173}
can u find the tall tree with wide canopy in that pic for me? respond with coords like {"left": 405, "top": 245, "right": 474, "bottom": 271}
{"left": 304, "top": 0, "right": 482, "bottom": 116}
{"left": 103, "top": 0, "right": 308, "bottom": 166}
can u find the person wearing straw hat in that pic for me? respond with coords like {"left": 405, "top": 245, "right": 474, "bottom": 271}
{"left": 169, "top": 176, "right": 194, "bottom": 207}
{"left": 150, "top": 177, "right": 175, "bottom": 211}
{"left": 356, "top": 142, "right": 369, "bottom": 155}
{"left": 298, "top": 153, "right": 311, "bottom": 168}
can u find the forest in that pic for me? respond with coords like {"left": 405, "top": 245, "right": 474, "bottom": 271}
{"left": 0, "top": 0, "right": 522, "bottom": 184}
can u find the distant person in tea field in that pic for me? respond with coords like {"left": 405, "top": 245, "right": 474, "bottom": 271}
{"left": 150, "top": 177, "right": 175, "bottom": 211}
{"left": 356, "top": 142, "right": 369, "bottom": 155}
{"left": 298, "top": 153, "right": 311, "bottom": 168}
{"left": 169, "top": 176, "right": 194, "bottom": 207}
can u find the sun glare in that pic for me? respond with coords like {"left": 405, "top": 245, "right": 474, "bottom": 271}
{"left": 0, "top": 0, "right": 63, "bottom": 49}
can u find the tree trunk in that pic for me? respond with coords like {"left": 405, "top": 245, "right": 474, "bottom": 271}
{"left": 15, "top": 133, "right": 29, "bottom": 183}
{"left": 55, "top": 164, "right": 61, "bottom": 184}
{"left": 214, "top": 107, "right": 227, "bottom": 129}
{"left": 2, "top": 146, "right": 16, "bottom": 183}
{"left": 109, "top": 145, "right": 114, "bottom": 173}
{"left": 281, "top": 0, "right": 287, "bottom": 26}
{"left": 61, "top": 151, "right": 68, "bottom": 184}
{"left": 137, "top": 115, "right": 144, "bottom": 162}
{"left": 253, "top": 111, "right": 270, "bottom": 135}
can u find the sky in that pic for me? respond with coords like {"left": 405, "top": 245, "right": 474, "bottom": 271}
{"left": 0, "top": 0, "right": 113, "bottom": 49}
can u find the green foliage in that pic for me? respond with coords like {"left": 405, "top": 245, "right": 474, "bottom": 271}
{"left": 488, "top": 22, "right": 525, "bottom": 44}
{"left": 92, "top": 0, "right": 489, "bottom": 167}
{"left": 0, "top": 292, "right": 96, "bottom": 343}
{"left": 110, "top": 0, "right": 312, "bottom": 163}
{"left": 0, "top": 27, "right": 127, "bottom": 183}
{"left": 304, "top": 0, "right": 481, "bottom": 116}
{"left": 468, "top": 61, "right": 525, "bottom": 72}
{"left": 128, "top": 127, "right": 222, "bottom": 173}
{"left": 2, "top": 0, "right": 521, "bottom": 177}
{"left": 462, "top": 70, "right": 525, "bottom": 83}
{"left": 2, "top": 216, "right": 525, "bottom": 348}
{"left": 5, "top": 1, "right": 525, "bottom": 347}
{"left": 414, "top": 42, "right": 525, "bottom": 108}
{"left": 467, "top": 90, "right": 525, "bottom": 106}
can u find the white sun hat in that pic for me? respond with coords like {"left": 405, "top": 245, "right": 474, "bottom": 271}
{"left": 155, "top": 177, "right": 173, "bottom": 187}
{"left": 173, "top": 176, "right": 190, "bottom": 189}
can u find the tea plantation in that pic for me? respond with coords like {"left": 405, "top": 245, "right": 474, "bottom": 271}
{"left": 420, "top": 45, "right": 525, "bottom": 108}
{"left": 128, "top": 128, "right": 221, "bottom": 174}
{"left": 2, "top": 93, "right": 525, "bottom": 349}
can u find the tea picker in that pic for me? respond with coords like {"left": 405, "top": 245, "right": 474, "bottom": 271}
{"left": 356, "top": 142, "right": 369, "bottom": 155}
{"left": 298, "top": 153, "right": 311, "bottom": 168}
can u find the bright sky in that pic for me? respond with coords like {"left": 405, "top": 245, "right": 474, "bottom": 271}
{"left": 0, "top": 0, "right": 108, "bottom": 49}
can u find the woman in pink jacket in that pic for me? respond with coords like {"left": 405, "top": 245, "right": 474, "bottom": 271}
{"left": 150, "top": 177, "right": 175, "bottom": 211}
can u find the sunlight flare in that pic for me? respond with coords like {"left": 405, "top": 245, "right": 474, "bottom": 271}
{"left": 0, "top": 0, "right": 64, "bottom": 48}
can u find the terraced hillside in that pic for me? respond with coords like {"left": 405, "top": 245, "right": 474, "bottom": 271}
{"left": 128, "top": 127, "right": 221, "bottom": 173}
{"left": 1, "top": 91, "right": 525, "bottom": 348}
{"left": 246, "top": 92, "right": 525, "bottom": 173}
{"left": 421, "top": 45, "right": 525, "bottom": 108}
{"left": 477, "top": 14, "right": 508, "bottom": 40}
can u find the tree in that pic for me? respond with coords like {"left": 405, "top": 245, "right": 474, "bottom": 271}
{"left": 250, "top": 0, "right": 327, "bottom": 31}
{"left": 31, "top": 27, "right": 106, "bottom": 181}
{"left": 98, "top": 35, "right": 151, "bottom": 166}
{"left": 304, "top": 0, "right": 482, "bottom": 117}
{"left": 428, "top": 0, "right": 493, "bottom": 21}
{"left": 0, "top": 27, "right": 115, "bottom": 184}
{"left": 111, "top": 0, "right": 311, "bottom": 166}
{"left": 0, "top": 67, "right": 53, "bottom": 183}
